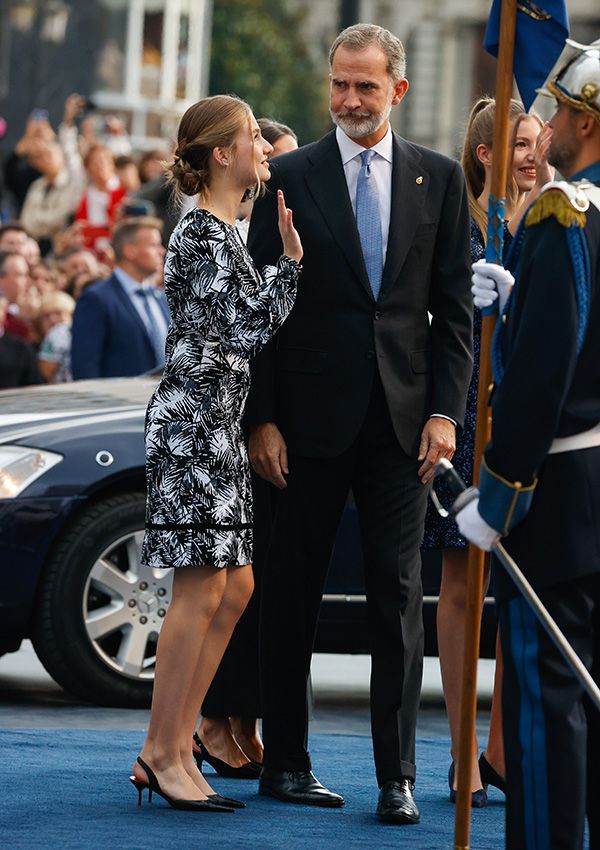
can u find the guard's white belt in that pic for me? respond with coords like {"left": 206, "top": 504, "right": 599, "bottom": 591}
{"left": 548, "top": 421, "right": 600, "bottom": 454}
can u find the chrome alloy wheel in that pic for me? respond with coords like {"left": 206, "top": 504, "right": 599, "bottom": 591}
{"left": 82, "top": 531, "right": 172, "bottom": 681}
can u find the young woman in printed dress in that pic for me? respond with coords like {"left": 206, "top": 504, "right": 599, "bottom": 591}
{"left": 129, "top": 95, "right": 302, "bottom": 811}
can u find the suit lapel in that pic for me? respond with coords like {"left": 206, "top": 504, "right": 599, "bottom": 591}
{"left": 304, "top": 132, "right": 373, "bottom": 299}
{"left": 380, "top": 135, "right": 427, "bottom": 294}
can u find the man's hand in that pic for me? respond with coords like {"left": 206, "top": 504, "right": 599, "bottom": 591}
{"left": 455, "top": 497, "right": 500, "bottom": 551}
{"left": 417, "top": 417, "right": 456, "bottom": 484}
{"left": 249, "top": 422, "right": 289, "bottom": 489}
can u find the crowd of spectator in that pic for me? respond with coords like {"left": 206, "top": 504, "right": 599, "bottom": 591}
{"left": 0, "top": 94, "right": 171, "bottom": 390}
{"left": 0, "top": 98, "right": 298, "bottom": 393}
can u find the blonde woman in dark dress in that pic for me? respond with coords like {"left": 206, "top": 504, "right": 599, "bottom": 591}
{"left": 129, "top": 95, "right": 302, "bottom": 811}
{"left": 422, "top": 96, "right": 551, "bottom": 806}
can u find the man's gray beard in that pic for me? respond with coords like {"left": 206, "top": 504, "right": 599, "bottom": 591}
{"left": 548, "top": 139, "right": 578, "bottom": 178}
{"left": 330, "top": 104, "right": 392, "bottom": 139}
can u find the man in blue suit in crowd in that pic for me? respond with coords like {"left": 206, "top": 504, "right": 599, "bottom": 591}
{"left": 71, "top": 216, "right": 168, "bottom": 379}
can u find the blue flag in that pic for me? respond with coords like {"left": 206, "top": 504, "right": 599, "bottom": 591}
{"left": 484, "top": 1, "right": 569, "bottom": 111}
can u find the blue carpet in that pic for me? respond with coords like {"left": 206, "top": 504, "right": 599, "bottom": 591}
{"left": 0, "top": 730, "right": 507, "bottom": 849}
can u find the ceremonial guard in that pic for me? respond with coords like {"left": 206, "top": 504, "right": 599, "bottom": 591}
{"left": 457, "top": 39, "right": 600, "bottom": 850}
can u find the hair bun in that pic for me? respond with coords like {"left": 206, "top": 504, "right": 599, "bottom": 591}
{"left": 169, "top": 151, "right": 208, "bottom": 197}
{"left": 168, "top": 95, "right": 257, "bottom": 203}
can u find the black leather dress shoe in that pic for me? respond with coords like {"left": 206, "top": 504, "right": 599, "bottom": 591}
{"left": 376, "top": 779, "right": 420, "bottom": 824}
{"left": 259, "top": 768, "right": 344, "bottom": 807}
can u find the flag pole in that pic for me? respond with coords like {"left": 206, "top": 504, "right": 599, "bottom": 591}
{"left": 454, "top": 1, "right": 517, "bottom": 848}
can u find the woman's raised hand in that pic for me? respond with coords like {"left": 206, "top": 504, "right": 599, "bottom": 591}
{"left": 277, "top": 190, "right": 303, "bottom": 263}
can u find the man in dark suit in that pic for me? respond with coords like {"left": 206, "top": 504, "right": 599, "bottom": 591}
{"left": 246, "top": 24, "right": 473, "bottom": 821}
{"left": 71, "top": 217, "right": 168, "bottom": 379}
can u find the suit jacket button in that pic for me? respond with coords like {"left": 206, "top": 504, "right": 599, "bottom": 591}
{"left": 367, "top": 350, "right": 374, "bottom": 359}
{"left": 374, "top": 311, "right": 381, "bottom": 320}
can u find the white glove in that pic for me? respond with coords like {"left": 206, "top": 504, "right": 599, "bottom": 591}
{"left": 455, "top": 498, "right": 500, "bottom": 552}
{"left": 471, "top": 259, "right": 515, "bottom": 313}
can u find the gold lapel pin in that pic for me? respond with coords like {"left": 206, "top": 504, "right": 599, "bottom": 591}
{"left": 416, "top": 176, "right": 423, "bottom": 184}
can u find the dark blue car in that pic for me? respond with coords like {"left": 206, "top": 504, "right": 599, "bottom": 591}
{"left": 0, "top": 377, "right": 495, "bottom": 706}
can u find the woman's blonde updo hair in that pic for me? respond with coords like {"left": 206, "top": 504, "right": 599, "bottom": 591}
{"left": 461, "top": 96, "right": 542, "bottom": 240}
{"left": 168, "top": 94, "right": 255, "bottom": 201}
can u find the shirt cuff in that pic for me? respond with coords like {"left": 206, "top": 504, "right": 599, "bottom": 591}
{"left": 429, "top": 413, "right": 457, "bottom": 427}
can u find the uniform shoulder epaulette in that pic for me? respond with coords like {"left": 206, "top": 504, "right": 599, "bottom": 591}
{"left": 579, "top": 180, "right": 600, "bottom": 214}
{"left": 525, "top": 180, "right": 589, "bottom": 229}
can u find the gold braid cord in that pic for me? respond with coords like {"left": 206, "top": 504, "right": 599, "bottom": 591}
{"left": 546, "top": 81, "right": 600, "bottom": 124}
{"left": 517, "top": 2, "right": 551, "bottom": 21}
{"left": 525, "top": 188, "right": 587, "bottom": 229}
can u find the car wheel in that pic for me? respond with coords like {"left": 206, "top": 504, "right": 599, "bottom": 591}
{"left": 31, "top": 493, "right": 172, "bottom": 707}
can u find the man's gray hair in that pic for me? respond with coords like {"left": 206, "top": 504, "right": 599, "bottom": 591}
{"left": 328, "top": 23, "right": 406, "bottom": 81}
{"left": 110, "top": 216, "right": 163, "bottom": 261}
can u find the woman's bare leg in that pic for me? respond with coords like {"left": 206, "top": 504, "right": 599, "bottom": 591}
{"left": 132, "top": 566, "right": 227, "bottom": 799}
{"left": 178, "top": 565, "right": 255, "bottom": 792}
{"left": 438, "top": 547, "right": 489, "bottom": 792}
{"left": 196, "top": 717, "right": 251, "bottom": 769}
{"left": 482, "top": 631, "right": 505, "bottom": 779}
{"left": 229, "top": 717, "right": 263, "bottom": 764}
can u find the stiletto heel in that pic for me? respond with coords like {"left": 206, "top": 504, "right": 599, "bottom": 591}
{"left": 133, "top": 756, "right": 235, "bottom": 812}
{"left": 129, "top": 776, "right": 146, "bottom": 806}
{"left": 192, "top": 732, "right": 261, "bottom": 780}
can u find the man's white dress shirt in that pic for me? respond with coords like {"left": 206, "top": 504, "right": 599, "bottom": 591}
{"left": 113, "top": 267, "right": 168, "bottom": 353}
{"left": 336, "top": 125, "right": 392, "bottom": 263}
{"left": 335, "top": 124, "right": 455, "bottom": 428}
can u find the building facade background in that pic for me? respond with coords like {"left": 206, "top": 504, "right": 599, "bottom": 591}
{"left": 0, "top": 0, "right": 211, "bottom": 149}
{"left": 0, "top": 0, "right": 599, "bottom": 155}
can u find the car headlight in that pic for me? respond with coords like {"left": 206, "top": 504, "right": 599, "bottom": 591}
{"left": 0, "top": 446, "right": 63, "bottom": 498}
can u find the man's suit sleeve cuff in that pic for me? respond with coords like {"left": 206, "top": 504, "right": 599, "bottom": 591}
{"left": 429, "top": 413, "right": 457, "bottom": 427}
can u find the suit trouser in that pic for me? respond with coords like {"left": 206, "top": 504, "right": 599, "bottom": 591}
{"left": 497, "top": 573, "right": 599, "bottom": 850}
{"left": 260, "top": 374, "right": 428, "bottom": 785}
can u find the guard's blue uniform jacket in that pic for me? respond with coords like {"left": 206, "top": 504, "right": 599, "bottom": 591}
{"left": 478, "top": 162, "right": 600, "bottom": 850}
{"left": 481, "top": 164, "right": 600, "bottom": 594}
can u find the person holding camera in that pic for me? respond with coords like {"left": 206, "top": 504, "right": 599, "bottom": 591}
{"left": 19, "top": 95, "right": 85, "bottom": 254}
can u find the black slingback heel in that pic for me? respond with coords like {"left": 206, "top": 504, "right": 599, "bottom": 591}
{"left": 193, "top": 732, "right": 262, "bottom": 780}
{"left": 129, "top": 756, "right": 235, "bottom": 812}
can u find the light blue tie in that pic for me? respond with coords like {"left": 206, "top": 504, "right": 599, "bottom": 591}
{"left": 355, "top": 149, "right": 383, "bottom": 300}
{"left": 135, "top": 287, "right": 166, "bottom": 367}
